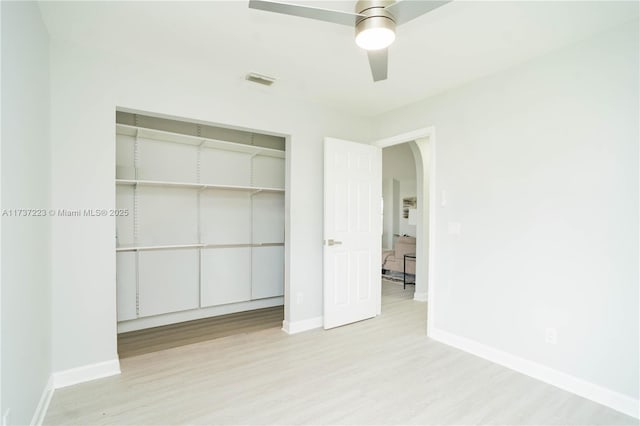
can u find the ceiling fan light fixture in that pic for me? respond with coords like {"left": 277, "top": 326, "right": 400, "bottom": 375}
{"left": 355, "top": 0, "right": 396, "bottom": 51}
{"left": 249, "top": 0, "right": 452, "bottom": 81}
{"left": 355, "top": 25, "right": 395, "bottom": 50}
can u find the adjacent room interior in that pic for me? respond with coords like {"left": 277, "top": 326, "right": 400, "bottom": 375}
{"left": 381, "top": 142, "right": 419, "bottom": 292}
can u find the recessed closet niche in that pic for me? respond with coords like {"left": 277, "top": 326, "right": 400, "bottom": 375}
{"left": 115, "top": 112, "right": 285, "bottom": 335}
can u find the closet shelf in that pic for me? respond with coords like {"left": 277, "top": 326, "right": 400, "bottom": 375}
{"left": 201, "top": 242, "right": 285, "bottom": 248}
{"left": 116, "top": 179, "right": 284, "bottom": 193}
{"left": 117, "top": 124, "right": 285, "bottom": 159}
{"left": 116, "top": 242, "right": 285, "bottom": 252}
{"left": 116, "top": 243, "right": 204, "bottom": 252}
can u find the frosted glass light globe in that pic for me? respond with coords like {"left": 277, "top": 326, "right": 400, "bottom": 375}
{"left": 355, "top": 26, "right": 396, "bottom": 50}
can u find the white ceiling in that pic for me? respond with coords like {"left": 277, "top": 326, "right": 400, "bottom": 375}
{"left": 38, "top": 0, "right": 638, "bottom": 117}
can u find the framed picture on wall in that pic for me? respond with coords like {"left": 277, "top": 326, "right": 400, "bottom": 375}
{"left": 403, "top": 197, "right": 417, "bottom": 218}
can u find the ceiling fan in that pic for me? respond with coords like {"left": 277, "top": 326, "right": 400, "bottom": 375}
{"left": 248, "top": 0, "right": 451, "bottom": 82}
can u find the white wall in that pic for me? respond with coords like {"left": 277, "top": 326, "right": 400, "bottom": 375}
{"left": 48, "top": 39, "right": 372, "bottom": 372}
{"left": 382, "top": 143, "right": 417, "bottom": 240}
{"left": 375, "top": 21, "right": 639, "bottom": 409}
{"left": 1, "top": 2, "right": 52, "bottom": 424}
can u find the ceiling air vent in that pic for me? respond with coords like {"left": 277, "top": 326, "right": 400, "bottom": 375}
{"left": 246, "top": 72, "right": 276, "bottom": 86}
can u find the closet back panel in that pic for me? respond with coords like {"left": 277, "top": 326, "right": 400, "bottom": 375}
{"left": 201, "top": 247, "right": 252, "bottom": 307}
{"left": 137, "top": 186, "right": 199, "bottom": 245}
{"left": 200, "top": 190, "right": 251, "bottom": 245}
{"left": 252, "top": 156, "right": 285, "bottom": 188}
{"left": 200, "top": 149, "right": 251, "bottom": 186}
{"left": 138, "top": 249, "right": 200, "bottom": 317}
{"left": 116, "top": 185, "right": 135, "bottom": 246}
{"left": 116, "top": 134, "right": 136, "bottom": 179}
{"left": 138, "top": 138, "right": 198, "bottom": 182}
{"left": 251, "top": 246, "right": 284, "bottom": 299}
{"left": 116, "top": 252, "right": 137, "bottom": 321}
{"left": 252, "top": 193, "right": 285, "bottom": 244}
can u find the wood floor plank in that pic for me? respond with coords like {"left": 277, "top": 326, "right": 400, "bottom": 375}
{"left": 117, "top": 306, "right": 284, "bottom": 358}
{"left": 45, "top": 282, "right": 637, "bottom": 425}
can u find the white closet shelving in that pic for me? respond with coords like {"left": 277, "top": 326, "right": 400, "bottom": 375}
{"left": 115, "top": 123, "right": 285, "bottom": 332}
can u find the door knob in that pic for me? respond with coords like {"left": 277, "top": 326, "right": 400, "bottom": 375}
{"left": 326, "top": 239, "right": 342, "bottom": 246}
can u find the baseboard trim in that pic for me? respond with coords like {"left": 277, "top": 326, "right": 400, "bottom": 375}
{"left": 413, "top": 292, "right": 428, "bottom": 302}
{"left": 118, "top": 297, "right": 284, "bottom": 333}
{"left": 282, "top": 316, "right": 323, "bottom": 334}
{"left": 30, "top": 375, "right": 54, "bottom": 426}
{"left": 429, "top": 327, "right": 639, "bottom": 419}
{"left": 52, "top": 359, "right": 121, "bottom": 389}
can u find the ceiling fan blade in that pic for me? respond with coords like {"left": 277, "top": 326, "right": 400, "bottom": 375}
{"left": 367, "top": 48, "right": 388, "bottom": 82}
{"left": 386, "top": 0, "right": 451, "bottom": 26}
{"left": 248, "top": 0, "right": 364, "bottom": 26}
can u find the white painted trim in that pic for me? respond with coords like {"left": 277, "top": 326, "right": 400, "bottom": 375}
{"left": 407, "top": 141, "right": 427, "bottom": 298}
{"left": 373, "top": 128, "right": 434, "bottom": 149}
{"left": 430, "top": 327, "right": 639, "bottom": 419}
{"left": 425, "top": 129, "right": 437, "bottom": 338}
{"left": 30, "top": 375, "right": 54, "bottom": 426}
{"left": 413, "top": 292, "right": 428, "bottom": 302}
{"left": 52, "top": 359, "right": 121, "bottom": 389}
{"left": 282, "top": 316, "right": 323, "bottom": 334}
{"left": 118, "top": 297, "right": 284, "bottom": 333}
{"left": 373, "top": 127, "right": 436, "bottom": 334}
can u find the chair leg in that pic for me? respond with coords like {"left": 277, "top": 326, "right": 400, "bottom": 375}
{"left": 403, "top": 256, "right": 407, "bottom": 289}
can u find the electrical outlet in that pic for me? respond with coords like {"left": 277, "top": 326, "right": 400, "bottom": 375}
{"left": 545, "top": 327, "right": 558, "bottom": 345}
{"left": 3, "top": 408, "right": 10, "bottom": 426}
{"left": 296, "top": 293, "right": 303, "bottom": 305}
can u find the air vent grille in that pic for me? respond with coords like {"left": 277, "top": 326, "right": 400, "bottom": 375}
{"left": 245, "top": 72, "right": 276, "bottom": 86}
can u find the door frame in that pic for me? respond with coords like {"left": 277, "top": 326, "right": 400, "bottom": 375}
{"left": 373, "top": 127, "right": 436, "bottom": 336}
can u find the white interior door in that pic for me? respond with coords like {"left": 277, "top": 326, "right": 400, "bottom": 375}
{"left": 324, "top": 137, "right": 382, "bottom": 329}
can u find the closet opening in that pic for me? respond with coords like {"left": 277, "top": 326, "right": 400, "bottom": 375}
{"left": 114, "top": 110, "right": 286, "bottom": 358}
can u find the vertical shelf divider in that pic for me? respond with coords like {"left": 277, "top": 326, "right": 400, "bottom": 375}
{"left": 197, "top": 141, "right": 203, "bottom": 308}
{"left": 249, "top": 152, "right": 257, "bottom": 298}
{"left": 133, "top": 127, "right": 141, "bottom": 318}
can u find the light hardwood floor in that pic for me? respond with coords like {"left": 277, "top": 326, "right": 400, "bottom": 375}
{"left": 45, "top": 282, "right": 637, "bottom": 425}
{"left": 117, "top": 306, "right": 284, "bottom": 358}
